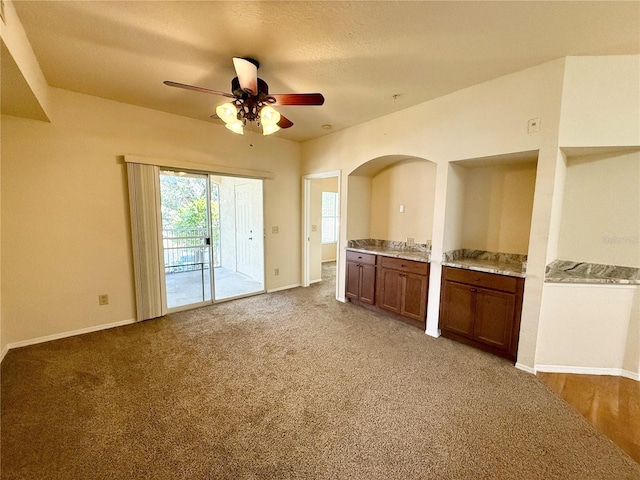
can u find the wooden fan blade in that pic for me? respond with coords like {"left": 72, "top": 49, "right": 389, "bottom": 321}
{"left": 164, "top": 80, "right": 235, "bottom": 98}
{"left": 277, "top": 115, "right": 294, "bottom": 129}
{"left": 270, "top": 93, "right": 324, "bottom": 106}
{"left": 233, "top": 57, "right": 258, "bottom": 95}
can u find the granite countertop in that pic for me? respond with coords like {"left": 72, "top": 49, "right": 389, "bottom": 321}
{"left": 346, "top": 239, "right": 431, "bottom": 263}
{"left": 545, "top": 260, "right": 640, "bottom": 285}
{"left": 442, "top": 249, "right": 527, "bottom": 278}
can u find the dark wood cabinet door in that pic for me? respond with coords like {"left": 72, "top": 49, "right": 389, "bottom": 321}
{"left": 378, "top": 268, "right": 402, "bottom": 314}
{"left": 359, "top": 263, "right": 377, "bottom": 305}
{"left": 473, "top": 288, "right": 515, "bottom": 351}
{"left": 440, "top": 281, "right": 475, "bottom": 337}
{"left": 401, "top": 273, "right": 428, "bottom": 321}
{"left": 345, "top": 261, "right": 360, "bottom": 300}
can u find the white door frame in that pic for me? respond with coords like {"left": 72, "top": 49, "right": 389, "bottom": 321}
{"left": 301, "top": 170, "right": 341, "bottom": 297}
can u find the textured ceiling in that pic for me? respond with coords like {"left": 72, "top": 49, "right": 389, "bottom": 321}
{"left": 9, "top": 1, "right": 640, "bottom": 142}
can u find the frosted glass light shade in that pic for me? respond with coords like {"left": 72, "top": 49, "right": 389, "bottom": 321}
{"left": 262, "top": 124, "right": 280, "bottom": 136}
{"left": 260, "top": 106, "right": 281, "bottom": 126}
{"left": 225, "top": 122, "right": 244, "bottom": 135}
{"left": 216, "top": 103, "right": 238, "bottom": 124}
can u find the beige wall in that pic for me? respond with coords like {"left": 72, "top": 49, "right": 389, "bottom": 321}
{"left": 458, "top": 161, "right": 537, "bottom": 255}
{"left": 302, "top": 56, "right": 640, "bottom": 371}
{"left": 369, "top": 159, "right": 437, "bottom": 244}
{"left": 557, "top": 150, "right": 640, "bottom": 268}
{"left": 303, "top": 58, "right": 569, "bottom": 362}
{"left": 537, "top": 284, "right": 639, "bottom": 378}
{"left": 1, "top": 87, "right": 301, "bottom": 346}
{"left": 559, "top": 56, "right": 640, "bottom": 147}
{"left": 346, "top": 176, "right": 372, "bottom": 242}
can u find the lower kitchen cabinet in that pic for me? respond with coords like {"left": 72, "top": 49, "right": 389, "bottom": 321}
{"left": 439, "top": 266, "right": 524, "bottom": 361}
{"left": 377, "top": 256, "right": 429, "bottom": 326}
{"left": 345, "top": 250, "right": 429, "bottom": 329}
{"left": 345, "top": 251, "right": 376, "bottom": 305}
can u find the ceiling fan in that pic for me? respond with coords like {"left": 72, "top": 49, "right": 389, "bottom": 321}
{"left": 164, "top": 57, "right": 325, "bottom": 136}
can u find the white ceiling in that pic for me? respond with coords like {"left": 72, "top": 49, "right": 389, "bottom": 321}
{"left": 9, "top": 1, "right": 640, "bottom": 142}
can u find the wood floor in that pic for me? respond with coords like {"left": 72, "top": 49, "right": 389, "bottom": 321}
{"left": 537, "top": 372, "right": 640, "bottom": 464}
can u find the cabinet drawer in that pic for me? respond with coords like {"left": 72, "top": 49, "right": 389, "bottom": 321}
{"left": 380, "top": 256, "right": 429, "bottom": 276}
{"left": 444, "top": 267, "right": 518, "bottom": 293}
{"left": 346, "top": 250, "right": 376, "bottom": 265}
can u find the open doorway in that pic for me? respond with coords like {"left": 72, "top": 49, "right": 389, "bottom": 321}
{"left": 302, "top": 171, "right": 341, "bottom": 297}
{"left": 159, "top": 170, "right": 264, "bottom": 311}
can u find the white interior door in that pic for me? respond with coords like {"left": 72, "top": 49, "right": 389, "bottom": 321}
{"left": 235, "top": 183, "right": 253, "bottom": 278}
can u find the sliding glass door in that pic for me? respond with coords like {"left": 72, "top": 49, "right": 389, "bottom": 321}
{"left": 159, "top": 171, "right": 212, "bottom": 309}
{"left": 159, "top": 170, "right": 265, "bottom": 311}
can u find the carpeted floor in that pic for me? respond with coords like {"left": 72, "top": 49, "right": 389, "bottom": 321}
{"left": 2, "top": 263, "right": 639, "bottom": 479}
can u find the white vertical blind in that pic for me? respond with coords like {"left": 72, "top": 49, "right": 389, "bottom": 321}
{"left": 127, "top": 162, "right": 163, "bottom": 320}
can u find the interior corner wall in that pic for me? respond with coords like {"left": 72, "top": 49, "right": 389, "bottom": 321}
{"left": 543, "top": 150, "right": 568, "bottom": 264}
{"left": 1, "top": 87, "right": 301, "bottom": 346}
{"left": 442, "top": 163, "right": 467, "bottom": 253}
{"left": 0, "top": 0, "right": 51, "bottom": 120}
{"left": 346, "top": 176, "right": 372, "bottom": 241}
{"left": 557, "top": 150, "right": 640, "bottom": 268}
{"left": 460, "top": 162, "right": 537, "bottom": 255}
{"left": 369, "top": 159, "right": 436, "bottom": 244}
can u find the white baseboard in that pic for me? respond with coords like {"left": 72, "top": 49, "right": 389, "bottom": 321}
{"left": 267, "top": 283, "right": 301, "bottom": 293}
{"left": 515, "top": 363, "right": 536, "bottom": 375}
{"left": 309, "top": 278, "right": 322, "bottom": 284}
{"left": 1, "top": 318, "right": 137, "bottom": 362}
{"left": 322, "top": 259, "right": 337, "bottom": 263}
{"left": 534, "top": 364, "right": 639, "bottom": 381}
{"left": 425, "top": 328, "right": 441, "bottom": 338}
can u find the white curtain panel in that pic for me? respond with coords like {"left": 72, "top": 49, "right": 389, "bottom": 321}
{"left": 126, "top": 162, "right": 163, "bottom": 320}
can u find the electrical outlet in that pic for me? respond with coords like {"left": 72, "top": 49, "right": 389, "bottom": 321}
{"left": 98, "top": 294, "right": 109, "bottom": 306}
{"left": 272, "top": 226, "right": 279, "bottom": 234}
{"left": 311, "top": 225, "right": 318, "bottom": 232}
{"left": 274, "top": 268, "right": 280, "bottom": 276}
{"left": 406, "top": 237, "right": 414, "bottom": 245}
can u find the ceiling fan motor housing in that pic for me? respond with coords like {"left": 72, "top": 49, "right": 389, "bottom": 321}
{"left": 232, "top": 77, "right": 271, "bottom": 99}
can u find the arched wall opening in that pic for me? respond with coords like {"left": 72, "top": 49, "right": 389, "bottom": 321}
{"left": 347, "top": 155, "right": 438, "bottom": 246}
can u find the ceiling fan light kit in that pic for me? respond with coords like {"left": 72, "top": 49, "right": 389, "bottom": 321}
{"left": 165, "top": 57, "right": 324, "bottom": 137}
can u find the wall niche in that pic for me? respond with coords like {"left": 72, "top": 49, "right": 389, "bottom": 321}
{"left": 347, "top": 155, "right": 437, "bottom": 245}
{"left": 444, "top": 151, "right": 538, "bottom": 255}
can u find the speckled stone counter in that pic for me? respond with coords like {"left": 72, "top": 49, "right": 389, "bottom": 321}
{"left": 346, "top": 239, "right": 430, "bottom": 263}
{"left": 442, "top": 249, "right": 527, "bottom": 278}
{"left": 545, "top": 260, "right": 640, "bottom": 285}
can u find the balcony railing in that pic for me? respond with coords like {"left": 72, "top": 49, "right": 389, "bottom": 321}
{"left": 162, "top": 227, "right": 221, "bottom": 273}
